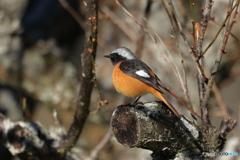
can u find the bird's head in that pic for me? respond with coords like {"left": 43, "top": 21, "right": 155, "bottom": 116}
{"left": 104, "top": 47, "right": 137, "bottom": 66}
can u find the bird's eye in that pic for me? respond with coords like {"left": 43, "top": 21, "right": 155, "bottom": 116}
{"left": 112, "top": 53, "right": 117, "bottom": 57}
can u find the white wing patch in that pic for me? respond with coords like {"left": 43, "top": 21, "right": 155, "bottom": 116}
{"left": 135, "top": 70, "right": 150, "bottom": 78}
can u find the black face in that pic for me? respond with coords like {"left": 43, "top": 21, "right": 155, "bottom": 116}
{"left": 104, "top": 52, "right": 127, "bottom": 66}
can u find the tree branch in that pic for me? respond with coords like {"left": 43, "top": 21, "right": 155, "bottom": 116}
{"left": 201, "top": 0, "right": 238, "bottom": 125}
{"left": 58, "top": 0, "right": 86, "bottom": 30}
{"left": 161, "top": 0, "right": 195, "bottom": 113}
{"left": 167, "top": 0, "right": 208, "bottom": 84}
{"left": 111, "top": 102, "right": 203, "bottom": 159}
{"left": 198, "top": 0, "right": 239, "bottom": 58}
{"left": 0, "top": 114, "right": 62, "bottom": 160}
{"left": 58, "top": 0, "right": 98, "bottom": 154}
{"left": 135, "top": 0, "right": 153, "bottom": 57}
{"left": 195, "top": 0, "right": 213, "bottom": 125}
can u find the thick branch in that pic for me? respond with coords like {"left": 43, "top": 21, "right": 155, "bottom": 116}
{"left": 58, "top": 0, "right": 98, "bottom": 154}
{"left": 111, "top": 101, "right": 236, "bottom": 159}
{"left": 111, "top": 102, "right": 202, "bottom": 159}
{"left": 219, "top": 118, "right": 237, "bottom": 138}
{"left": 0, "top": 114, "right": 62, "bottom": 160}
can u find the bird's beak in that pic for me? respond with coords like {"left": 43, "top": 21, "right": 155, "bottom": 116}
{"left": 104, "top": 55, "right": 110, "bottom": 58}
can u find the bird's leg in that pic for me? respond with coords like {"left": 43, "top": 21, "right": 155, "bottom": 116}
{"left": 131, "top": 96, "right": 141, "bottom": 105}
{"left": 119, "top": 96, "right": 142, "bottom": 108}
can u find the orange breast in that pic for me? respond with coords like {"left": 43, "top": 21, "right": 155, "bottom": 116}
{"left": 112, "top": 62, "right": 150, "bottom": 97}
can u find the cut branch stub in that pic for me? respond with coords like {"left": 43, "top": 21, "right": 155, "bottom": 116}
{"left": 111, "top": 102, "right": 201, "bottom": 157}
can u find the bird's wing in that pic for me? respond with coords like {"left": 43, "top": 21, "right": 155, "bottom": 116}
{"left": 119, "top": 60, "right": 164, "bottom": 94}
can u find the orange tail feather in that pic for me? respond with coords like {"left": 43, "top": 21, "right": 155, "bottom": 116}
{"left": 149, "top": 88, "right": 180, "bottom": 118}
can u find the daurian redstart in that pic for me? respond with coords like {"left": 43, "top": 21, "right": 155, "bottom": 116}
{"left": 104, "top": 47, "right": 180, "bottom": 118}
{"left": 105, "top": 47, "right": 203, "bottom": 152}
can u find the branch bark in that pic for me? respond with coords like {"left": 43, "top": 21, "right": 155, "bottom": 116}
{"left": 111, "top": 102, "right": 203, "bottom": 159}
{"left": 135, "top": 0, "right": 152, "bottom": 57}
{"left": 196, "top": 0, "right": 213, "bottom": 125}
{"left": 167, "top": 0, "right": 208, "bottom": 84}
{"left": 201, "top": 0, "right": 238, "bottom": 126}
{"left": 111, "top": 102, "right": 237, "bottom": 159}
{"left": 58, "top": 0, "right": 98, "bottom": 154}
{"left": 0, "top": 114, "right": 62, "bottom": 160}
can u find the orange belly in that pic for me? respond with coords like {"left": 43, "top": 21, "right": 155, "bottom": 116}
{"left": 112, "top": 62, "right": 150, "bottom": 97}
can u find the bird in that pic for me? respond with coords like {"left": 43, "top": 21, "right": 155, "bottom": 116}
{"left": 104, "top": 47, "right": 180, "bottom": 118}
{"left": 105, "top": 47, "right": 203, "bottom": 152}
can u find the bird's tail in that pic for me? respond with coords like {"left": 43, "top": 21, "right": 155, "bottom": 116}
{"left": 161, "top": 86, "right": 201, "bottom": 119}
{"left": 149, "top": 88, "right": 180, "bottom": 118}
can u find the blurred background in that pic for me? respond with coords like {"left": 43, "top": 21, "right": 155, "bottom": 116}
{"left": 0, "top": 0, "right": 239, "bottom": 159}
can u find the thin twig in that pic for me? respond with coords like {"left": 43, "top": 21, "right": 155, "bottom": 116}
{"left": 161, "top": 0, "right": 194, "bottom": 111}
{"left": 101, "top": 6, "right": 136, "bottom": 42}
{"left": 135, "top": 0, "right": 152, "bottom": 57}
{"left": 89, "top": 127, "right": 112, "bottom": 159}
{"left": 222, "top": 1, "right": 239, "bottom": 51}
{"left": 195, "top": 0, "right": 213, "bottom": 56}
{"left": 146, "top": 20, "right": 183, "bottom": 89}
{"left": 115, "top": 0, "right": 156, "bottom": 44}
{"left": 167, "top": 0, "right": 208, "bottom": 84}
{"left": 229, "top": 32, "right": 240, "bottom": 41}
{"left": 189, "top": 0, "right": 196, "bottom": 46}
{"left": 195, "top": 23, "right": 206, "bottom": 110}
{"left": 212, "top": 83, "right": 230, "bottom": 118}
{"left": 201, "top": 0, "right": 237, "bottom": 124}
{"left": 115, "top": 0, "right": 179, "bottom": 79}
{"left": 194, "top": 0, "right": 213, "bottom": 124}
{"left": 58, "top": 0, "right": 85, "bottom": 30}
{"left": 198, "top": 0, "right": 239, "bottom": 59}
{"left": 210, "top": 18, "right": 240, "bottom": 42}
{"left": 90, "top": 63, "right": 108, "bottom": 114}
{"left": 116, "top": 0, "right": 182, "bottom": 89}
{"left": 196, "top": 47, "right": 206, "bottom": 119}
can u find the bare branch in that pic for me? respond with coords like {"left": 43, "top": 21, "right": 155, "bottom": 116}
{"left": 58, "top": 0, "right": 98, "bottom": 153}
{"left": 89, "top": 127, "right": 112, "bottom": 159}
{"left": 198, "top": 0, "right": 239, "bottom": 58}
{"left": 58, "top": 0, "right": 86, "bottom": 30}
{"left": 0, "top": 114, "right": 63, "bottom": 160}
{"left": 210, "top": 17, "right": 240, "bottom": 42}
{"left": 161, "top": 0, "right": 195, "bottom": 114}
{"left": 212, "top": 83, "right": 230, "bottom": 118}
{"left": 189, "top": 1, "right": 196, "bottom": 46}
{"left": 195, "top": 22, "right": 206, "bottom": 118}
{"left": 167, "top": 0, "right": 208, "bottom": 84}
{"left": 115, "top": 0, "right": 181, "bottom": 85}
{"left": 201, "top": 0, "right": 239, "bottom": 125}
{"left": 194, "top": 0, "right": 213, "bottom": 124}
{"left": 101, "top": 6, "right": 136, "bottom": 42}
{"left": 222, "top": 0, "right": 240, "bottom": 51}
{"left": 111, "top": 102, "right": 203, "bottom": 158}
{"left": 219, "top": 118, "right": 237, "bottom": 138}
{"left": 195, "top": 0, "right": 213, "bottom": 55}
{"left": 135, "top": 0, "right": 153, "bottom": 57}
